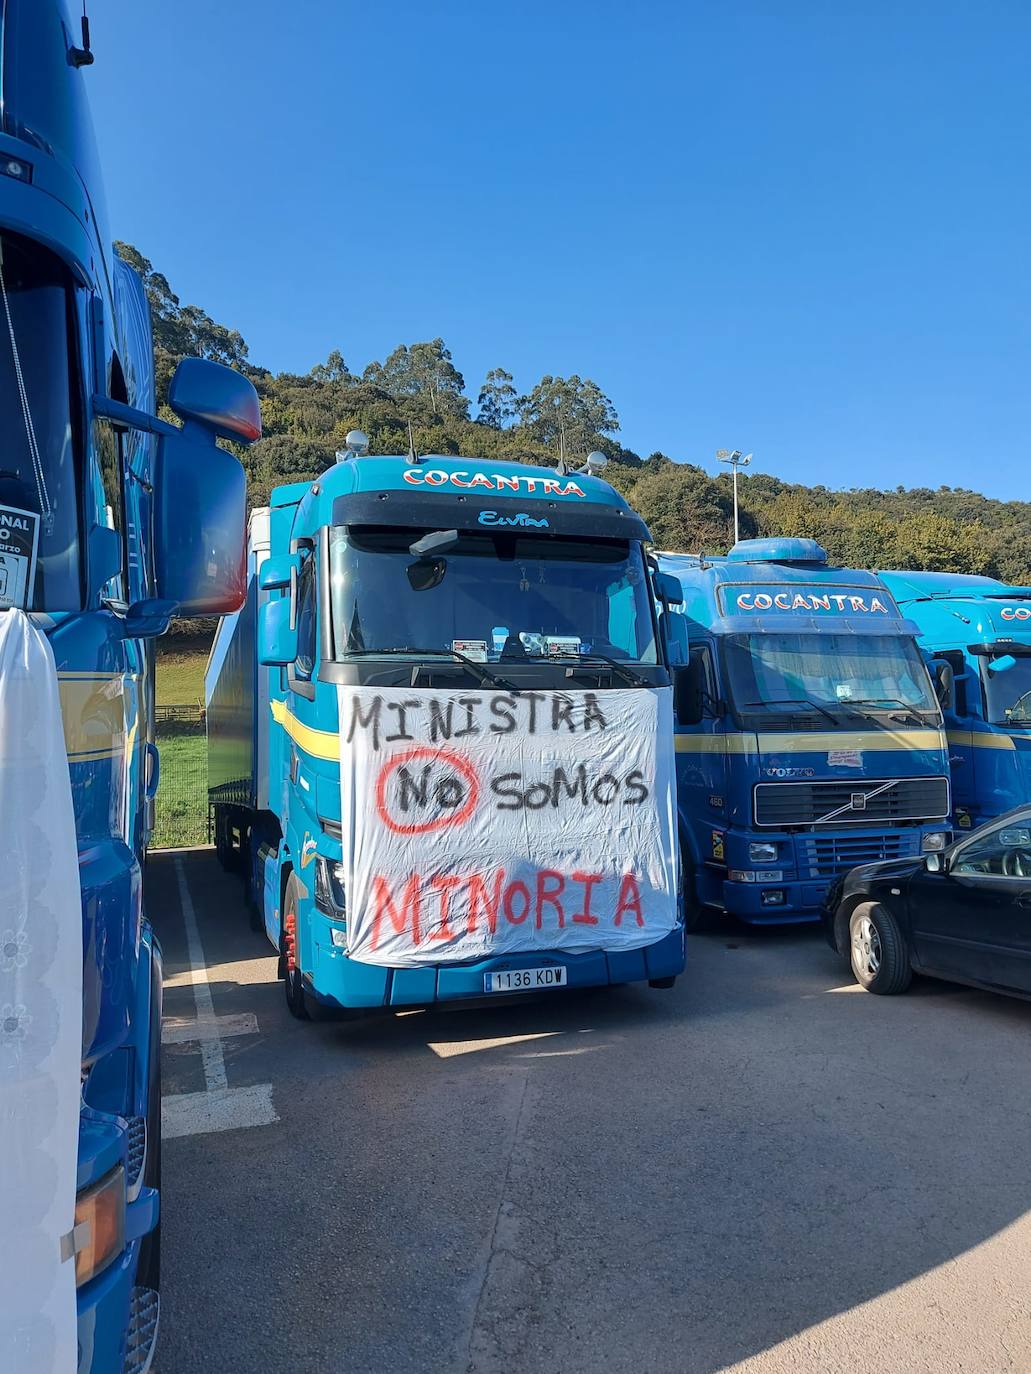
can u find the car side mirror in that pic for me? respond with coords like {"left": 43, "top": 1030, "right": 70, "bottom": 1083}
{"left": 258, "top": 597, "right": 297, "bottom": 666}
{"left": 925, "top": 851, "right": 947, "bottom": 874}
{"left": 673, "top": 660, "right": 705, "bottom": 726}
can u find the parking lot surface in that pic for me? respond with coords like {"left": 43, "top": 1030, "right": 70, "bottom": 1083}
{"left": 151, "top": 849, "right": 1031, "bottom": 1374}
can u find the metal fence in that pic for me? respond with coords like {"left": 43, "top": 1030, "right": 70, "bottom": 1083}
{"left": 152, "top": 706, "right": 208, "bottom": 849}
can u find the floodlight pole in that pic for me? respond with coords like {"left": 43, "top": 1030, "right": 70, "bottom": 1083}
{"left": 716, "top": 449, "right": 753, "bottom": 545}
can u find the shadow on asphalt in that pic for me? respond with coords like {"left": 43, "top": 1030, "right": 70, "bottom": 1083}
{"left": 148, "top": 848, "right": 1031, "bottom": 1374}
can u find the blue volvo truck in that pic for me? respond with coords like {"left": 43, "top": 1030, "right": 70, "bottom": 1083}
{"left": 0, "top": 5, "right": 259, "bottom": 1367}
{"left": 657, "top": 538, "right": 952, "bottom": 926}
{"left": 207, "top": 442, "right": 686, "bottom": 1015}
{"left": 880, "top": 570, "right": 1031, "bottom": 830}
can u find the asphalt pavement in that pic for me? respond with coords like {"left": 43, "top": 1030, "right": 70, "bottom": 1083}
{"left": 149, "top": 849, "right": 1031, "bottom": 1374}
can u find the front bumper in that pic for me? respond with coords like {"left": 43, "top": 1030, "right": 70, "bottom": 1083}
{"left": 307, "top": 925, "right": 686, "bottom": 1008}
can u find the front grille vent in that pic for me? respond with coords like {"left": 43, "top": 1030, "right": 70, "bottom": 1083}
{"left": 754, "top": 776, "right": 949, "bottom": 828}
{"left": 797, "top": 831, "right": 921, "bottom": 879}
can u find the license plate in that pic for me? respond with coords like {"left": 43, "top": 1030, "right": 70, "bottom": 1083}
{"left": 484, "top": 966, "right": 567, "bottom": 993}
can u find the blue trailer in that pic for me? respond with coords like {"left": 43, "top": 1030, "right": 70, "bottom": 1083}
{"left": 207, "top": 444, "right": 686, "bottom": 1016}
{"left": 657, "top": 538, "right": 952, "bottom": 926}
{"left": 880, "top": 570, "right": 1031, "bottom": 830}
{"left": 0, "top": 5, "right": 259, "bottom": 1368}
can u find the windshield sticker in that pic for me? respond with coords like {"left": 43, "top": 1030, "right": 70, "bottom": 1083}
{"left": 403, "top": 469, "right": 586, "bottom": 498}
{"left": 453, "top": 639, "right": 488, "bottom": 662}
{"left": 546, "top": 636, "right": 581, "bottom": 657}
{"left": 1000, "top": 607, "right": 1031, "bottom": 621}
{"left": 0, "top": 503, "right": 39, "bottom": 610}
{"left": 828, "top": 749, "right": 863, "bottom": 768}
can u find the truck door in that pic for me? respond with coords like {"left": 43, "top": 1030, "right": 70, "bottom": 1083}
{"left": 675, "top": 642, "right": 728, "bottom": 895}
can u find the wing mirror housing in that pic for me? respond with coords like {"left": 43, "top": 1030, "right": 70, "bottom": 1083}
{"left": 258, "top": 597, "right": 297, "bottom": 666}
{"left": 932, "top": 659, "right": 954, "bottom": 709}
{"left": 673, "top": 660, "right": 705, "bottom": 726}
{"left": 653, "top": 571, "right": 684, "bottom": 605}
{"left": 259, "top": 554, "right": 301, "bottom": 592}
{"left": 988, "top": 654, "right": 1018, "bottom": 675}
{"left": 167, "top": 356, "right": 262, "bottom": 443}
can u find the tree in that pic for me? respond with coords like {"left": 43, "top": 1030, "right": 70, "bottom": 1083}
{"left": 476, "top": 368, "right": 518, "bottom": 428}
{"left": 517, "top": 374, "right": 619, "bottom": 456}
{"left": 309, "top": 349, "right": 352, "bottom": 384}
{"left": 364, "top": 338, "right": 468, "bottom": 419}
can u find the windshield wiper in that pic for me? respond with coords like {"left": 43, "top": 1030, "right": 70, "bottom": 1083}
{"left": 344, "top": 647, "right": 513, "bottom": 690}
{"left": 520, "top": 652, "right": 649, "bottom": 688}
{"left": 846, "top": 698, "right": 933, "bottom": 727}
{"left": 740, "top": 697, "right": 843, "bottom": 725}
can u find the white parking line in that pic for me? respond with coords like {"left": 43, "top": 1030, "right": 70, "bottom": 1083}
{"left": 162, "top": 859, "right": 278, "bottom": 1138}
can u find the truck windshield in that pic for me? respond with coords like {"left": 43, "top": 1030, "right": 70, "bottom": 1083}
{"left": 982, "top": 654, "right": 1031, "bottom": 727}
{"left": 0, "top": 233, "right": 81, "bottom": 610}
{"left": 329, "top": 526, "right": 658, "bottom": 664}
{"left": 723, "top": 632, "right": 940, "bottom": 723}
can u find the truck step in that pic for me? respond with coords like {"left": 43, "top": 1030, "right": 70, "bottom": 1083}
{"left": 124, "top": 1285, "right": 160, "bottom": 1374}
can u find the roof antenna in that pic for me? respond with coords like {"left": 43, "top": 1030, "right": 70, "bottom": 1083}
{"left": 407, "top": 419, "right": 420, "bottom": 464}
{"left": 70, "top": 5, "right": 95, "bottom": 67}
{"left": 556, "top": 422, "right": 568, "bottom": 476}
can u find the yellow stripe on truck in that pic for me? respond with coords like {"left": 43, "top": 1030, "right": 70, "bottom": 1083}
{"left": 270, "top": 698, "right": 339, "bottom": 760}
{"left": 674, "top": 729, "right": 947, "bottom": 755}
{"left": 946, "top": 730, "right": 1017, "bottom": 751}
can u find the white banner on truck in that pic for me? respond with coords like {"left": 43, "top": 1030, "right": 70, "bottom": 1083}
{"left": 338, "top": 685, "right": 678, "bottom": 967}
{"left": 0, "top": 612, "right": 82, "bottom": 1372}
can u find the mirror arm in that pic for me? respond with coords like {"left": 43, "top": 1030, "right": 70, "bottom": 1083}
{"left": 92, "top": 393, "right": 179, "bottom": 438}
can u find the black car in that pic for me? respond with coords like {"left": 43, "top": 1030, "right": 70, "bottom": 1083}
{"left": 824, "top": 804, "right": 1031, "bottom": 999}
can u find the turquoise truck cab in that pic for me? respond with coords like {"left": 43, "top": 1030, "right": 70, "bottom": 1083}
{"left": 657, "top": 538, "right": 952, "bottom": 926}
{"left": 0, "top": 6, "right": 258, "bottom": 1368}
{"left": 208, "top": 446, "right": 685, "bottom": 1013}
{"left": 880, "top": 570, "right": 1031, "bottom": 831}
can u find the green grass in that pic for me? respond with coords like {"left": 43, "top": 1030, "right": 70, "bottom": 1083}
{"left": 153, "top": 729, "right": 208, "bottom": 848}
{"left": 156, "top": 648, "right": 208, "bottom": 707}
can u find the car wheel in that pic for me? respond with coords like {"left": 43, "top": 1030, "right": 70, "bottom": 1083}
{"left": 282, "top": 875, "right": 310, "bottom": 1020}
{"left": 848, "top": 901, "right": 912, "bottom": 995}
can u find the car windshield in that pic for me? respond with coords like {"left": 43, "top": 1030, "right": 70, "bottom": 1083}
{"left": 0, "top": 232, "right": 82, "bottom": 610}
{"left": 723, "top": 632, "right": 940, "bottom": 722}
{"left": 981, "top": 653, "right": 1031, "bottom": 727}
{"left": 329, "top": 526, "right": 658, "bottom": 665}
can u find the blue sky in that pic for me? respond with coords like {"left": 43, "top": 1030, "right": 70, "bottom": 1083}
{"left": 88, "top": 1, "right": 1030, "bottom": 498}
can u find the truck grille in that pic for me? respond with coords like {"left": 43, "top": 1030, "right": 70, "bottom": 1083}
{"left": 754, "top": 776, "right": 949, "bottom": 828}
{"left": 797, "top": 831, "right": 922, "bottom": 879}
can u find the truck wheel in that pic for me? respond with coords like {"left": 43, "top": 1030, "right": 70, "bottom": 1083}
{"left": 282, "top": 875, "right": 309, "bottom": 1020}
{"left": 848, "top": 901, "right": 912, "bottom": 995}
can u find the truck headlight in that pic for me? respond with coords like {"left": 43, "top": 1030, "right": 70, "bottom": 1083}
{"left": 73, "top": 1165, "right": 125, "bottom": 1287}
{"left": 314, "top": 856, "right": 347, "bottom": 916}
{"left": 749, "top": 842, "right": 778, "bottom": 863}
{"left": 922, "top": 832, "right": 949, "bottom": 853}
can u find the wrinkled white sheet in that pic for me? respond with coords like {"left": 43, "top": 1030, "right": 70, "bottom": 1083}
{"left": 339, "top": 685, "right": 678, "bottom": 966}
{"left": 0, "top": 612, "right": 82, "bottom": 1372}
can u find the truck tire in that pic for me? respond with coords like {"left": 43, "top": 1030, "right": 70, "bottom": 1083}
{"left": 848, "top": 901, "right": 912, "bottom": 995}
{"left": 282, "top": 875, "right": 310, "bottom": 1020}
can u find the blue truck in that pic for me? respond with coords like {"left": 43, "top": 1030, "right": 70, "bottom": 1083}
{"left": 657, "top": 538, "right": 952, "bottom": 926}
{"left": 0, "top": 5, "right": 259, "bottom": 1367}
{"left": 880, "top": 570, "right": 1031, "bottom": 830}
{"left": 207, "top": 442, "right": 686, "bottom": 1014}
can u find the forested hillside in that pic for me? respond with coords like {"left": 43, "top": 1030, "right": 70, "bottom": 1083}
{"left": 118, "top": 242, "right": 1031, "bottom": 587}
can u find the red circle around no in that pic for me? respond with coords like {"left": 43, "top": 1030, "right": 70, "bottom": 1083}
{"left": 374, "top": 746, "right": 481, "bottom": 835}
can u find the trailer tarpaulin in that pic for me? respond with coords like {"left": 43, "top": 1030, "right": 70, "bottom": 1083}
{"left": 339, "top": 685, "right": 678, "bottom": 966}
{"left": 0, "top": 612, "right": 82, "bottom": 1371}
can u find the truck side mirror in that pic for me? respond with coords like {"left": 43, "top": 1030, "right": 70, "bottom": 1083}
{"left": 653, "top": 571, "right": 684, "bottom": 605}
{"left": 933, "top": 659, "right": 954, "bottom": 709}
{"left": 258, "top": 597, "right": 297, "bottom": 666}
{"left": 154, "top": 359, "right": 261, "bottom": 616}
{"left": 673, "top": 660, "right": 705, "bottom": 726}
{"left": 259, "top": 554, "right": 301, "bottom": 592}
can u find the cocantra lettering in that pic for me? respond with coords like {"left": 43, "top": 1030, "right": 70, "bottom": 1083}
{"left": 403, "top": 468, "right": 586, "bottom": 498}
{"left": 1001, "top": 607, "right": 1031, "bottom": 621}
{"left": 735, "top": 591, "right": 890, "bottom": 614}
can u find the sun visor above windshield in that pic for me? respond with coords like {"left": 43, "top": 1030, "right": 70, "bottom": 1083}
{"left": 711, "top": 612, "right": 923, "bottom": 638}
{"left": 331, "top": 490, "right": 651, "bottom": 543}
